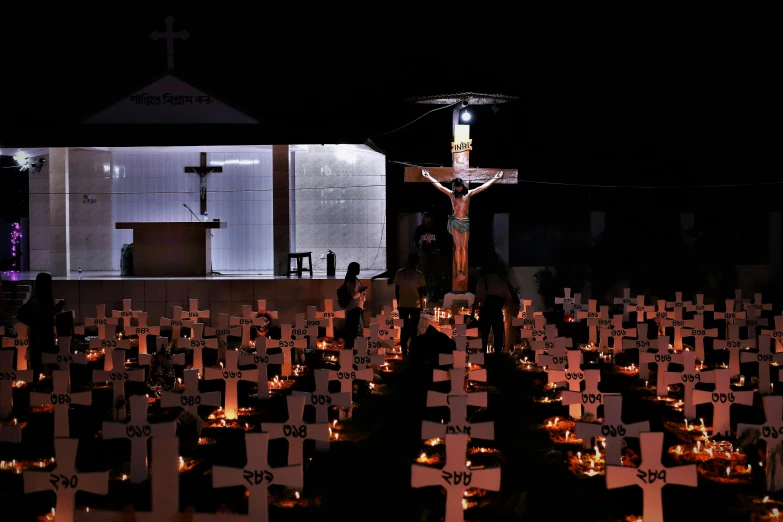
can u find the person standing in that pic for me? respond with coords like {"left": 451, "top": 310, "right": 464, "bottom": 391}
{"left": 472, "top": 256, "right": 513, "bottom": 353}
{"left": 341, "top": 262, "right": 367, "bottom": 350}
{"left": 16, "top": 272, "right": 65, "bottom": 382}
{"left": 394, "top": 252, "right": 427, "bottom": 356}
{"left": 414, "top": 212, "right": 445, "bottom": 299}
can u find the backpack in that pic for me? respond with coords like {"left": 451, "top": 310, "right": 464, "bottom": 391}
{"left": 336, "top": 282, "right": 352, "bottom": 308}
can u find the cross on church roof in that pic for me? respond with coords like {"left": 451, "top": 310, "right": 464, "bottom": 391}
{"left": 150, "top": 16, "right": 189, "bottom": 71}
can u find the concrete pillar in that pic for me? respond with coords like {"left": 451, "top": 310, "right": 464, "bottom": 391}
{"left": 493, "top": 214, "right": 509, "bottom": 266}
{"left": 770, "top": 211, "right": 782, "bottom": 284}
{"left": 590, "top": 211, "right": 605, "bottom": 243}
{"left": 272, "top": 145, "right": 291, "bottom": 276}
{"left": 48, "top": 148, "right": 70, "bottom": 276}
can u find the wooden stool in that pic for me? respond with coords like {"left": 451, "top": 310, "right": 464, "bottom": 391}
{"left": 288, "top": 252, "right": 313, "bottom": 276}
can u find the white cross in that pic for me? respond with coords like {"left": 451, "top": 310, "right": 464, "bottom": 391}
{"left": 380, "top": 304, "right": 404, "bottom": 330}
{"left": 0, "top": 350, "right": 32, "bottom": 418}
{"left": 123, "top": 313, "right": 160, "bottom": 356}
{"left": 89, "top": 325, "right": 131, "bottom": 371}
{"left": 293, "top": 369, "right": 351, "bottom": 424}
{"left": 1, "top": 322, "right": 30, "bottom": 370}
{"left": 647, "top": 299, "right": 671, "bottom": 326}
{"left": 230, "top": 314, "right": 266, "bottom": 349}
{"left": 536, "top": 338, "right": 573, "bottom": 370}
{"left": 212, "top": 432, "right": 302, "bottom": 522}
{"left": 520, "top": 315, "right": 548, "bottom": 346}
{"left": 42, "top": 337, "right": 87, "bottom": 390}
{"left": 555, "top": 287, "right": 576, "bottom": 312}
{"left": 295, "top": 313, "right": 321, "bottom": 349}
{"left": 575, "top": 393, "right": 650, "bottom": 465}
{"left": 640, "top": 336, "right": 682, "bottom": 391}
{"left": 272, "top": 324, "right": 308, "bottom": 376}
{"left": 621, "top": 323, "right": 656, "bottom": 352}
{"left": 138, "top": 336, "right": 186, "bottom": 368}
{"left": 111, "top": 298, "right": 141, "bottom": 330}
{"left": 101, "top": 394, "right": 176, "bottom": 483}
{"left": 714, "top": 299, "right": 746, "bottom": 339}
{"left": 365, "top": 322, "right": 397, "bottom": 351}
{"left": 23, "top": 438, "right": 108, "bottom": 522}
{"left": 92, "top": 350, "right": 145, "bottom": 422}
{"left": 576, "top": 300, "right": 604, "bottom": 345}
{"left": 454, "top": 333, "right": 483, "bottom": 352}
{"left": 160, "top": 305, "right": 187, "bottom": 343}
{"left": 626, "top": 294, "right": 653, "bottom": 323}
{"left": 244, "top": 300, "right": 279, "bottom": 321}
{"left": 512, "top": 303, "right": 540, "bottom": 331}
{"left": 606, "top": 432, "right": 697, "bottom": 522}
{"left": 30, "top": 370, "right": 92, "bottom": 437}
{"left": 693, "top": 368, "right": 754, "bottom": 434}
{"left": 681, "top": 314, "right": 718, "bottom": 362}
{"left": 733, "top": 289, "right": 746, "bottom": 311}
{"left": 263, "top": 394, "right": 330, "bottom": 465}
{"left": 762, "top": 315, "right": 783, "bottom": 351}
{"left": 737, "top": 395, "right": 783, "bottom": 491}
{"left": 205, "top": 313, "right": 241, "bottom": 360}
{"left": 714, "top": 325, "right": 756, "bottom": 375}
{"left": 664, "top": 351, "right": 714, "bottom": 419}
{"left": 353, "top": 336, "right": 385, "bottom": 368}
{"left": 317, "top": 299, "right": 346, "bottom": 338}
{"left": 75, "top": 304, "right": 118, "bottom": 339}
{"left": 666, "top": 291, "right": 692, "bottom": 312}
{"left": 733, "top": 306, "right": 769, "bottom": 338}
{"left": 614, "top": 288, "right": 636, "bottom": 322}
{"left": 742, "top": 335, "right": 783, "bottom": 395}
{"left": 238, "top": 338, "right": 285, "bottom": 399}
{"left": 547, "top": 350, "right": 586, "bottom": 419}
{"left": 182, "top": 321, "right": 218, "bottom": 377}
{"left": 562, "top": 369, "right": 603, "bottom": 419}
{"left": 182, "top": 298, "right": 210, "bottom": 323}
{"left": 328, "top": 349, "right": 373, "bottom": 403}
{"left": 411, "top": 434, "right": 500, "bottom": 522}
{"left": 607, "top": 315, "right": 636, "bottom": 354}
{"left": 161, "top": 368, "right": 222, "bottom": 434}
{"left": 661, "top": 307, "right": 688, "bottom": 351}
{"left": 422, "top": 393, "right": 494, "bottom": 440}
{"left": 686, "top": 294, "right": 714, "bottom": 316}
{"left": 747, "top": 293, "right": 773, "bottom": 316}
{"left": 439, "top": 348, "right": 484, "bottom": 370}
{"left": 204, "top": 349, "right": 257, "bottom": 420}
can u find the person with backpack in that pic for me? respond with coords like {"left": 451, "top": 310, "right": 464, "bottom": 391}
{"left": 16, "top": 272, "right": 65, "bottom": 382}
{"left": 338, "top": 262, "right": 367, "bottom": 350}
{"left": 472, "top": 253, "right": 514, "bottom": 353}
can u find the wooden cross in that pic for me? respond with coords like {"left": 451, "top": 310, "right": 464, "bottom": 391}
{"left": 75, "top": 304, "right": 118, "bottom": 339}
{"left": 101, "top": 394, "right": 176, "bottom": 483}
{"left": 640, "top": 336, "right": 682, "bottom": 392}
{"left": 161, "top": 368, "right": 222, "bottom": 434}
{"left": 92, "top": 350, "right": 145, "bottom": 422}
{"left": 614, "top": 288, "right": 636, "bottom": 322}
{"left": 0, "top": 350, "right": 32, "bottom": 418}
{"left": 681, "top": 314, "right": 718, "bottom": 362}
{"left": 536, "top": 338, "right": 572, "bottom": 370}
{"left": 212, "top": 432, "right": 302, "bottom": 522}
{"left": 328, "top": 349, "right": 373, "bottom": 403}
{"left": 204, "top": 349, "right": 257, "bottom": 420}
{"left": 562, "top": 369, "right": 603, "bottom": 419}
{"left": 664, "top": 351, "right": 714, "bottom": 419}
{"left": 575, "top": 393, "right": 649, "bottom": 465}
{"left": 353, "top": 336, "right": 385, "bottom": 368}
{"left": 123, "top": 313, "right": 160, "bottom": 356}
{"left": 31, "top": 370, "right": 91, "bottom": 437}
{"left": 411, "top": 433, "right": 501, "bottom": 522}
{"left": 714, "top": 299, "right": 746, "bottom": 339}
{"left": 316, "top": 299, "right": 346, "bottom": 338}
{"left": 747, "top": 293, "right": 773, "bottom": 316}
{"left": 742, "top": 335, "right": 783, "bottom": 395}
{"left": 205, "top": 313, "right": 240, "bottom": 360}
{"left": 693, "top": 368, "right": 754, "bottom": 434}
{"left": 547, "top": 350, "right": 586, "bottom": 418}
{"left": 160, "top": 305, "right": 187, "bottom": 343}
{"left": 138, "top": 336, "right": 186, "bottom": 368}
{"left": 23, "top": 438, "right": 108, "bottom": 522}
{"left": 1, "top": 322, "right": 29, "bottom": 370}
{"left": 763, "top": 315, "right": 783, "bottom": 351}
{"left": 293, "top": 369, "right": 350, "bottom": 424}
{"left": 89, "top": 325, "right": 131, "bottom": 371}
{"left": 714, "top": 325, "right": 756, "bottom": 375}
{"left": 737, "top": 395, "right": 783, "bottom": 491}
{"left": 666, "top": 292, "right": 692, "bottom": 313}
{"left": 627, "top": 294, "right": 653, "bottom": 323}
{"left": 185, "top": 152, "right": 222, "bottom": 215}
{"left": 238, "top": 338, "right": 284, "bottom": 399}
{"left": 422, "top": 393, "right": 494, "bottom": 440}
{"left": 150, "top": 15, "right": 189, "bottom": 71}
{"left": 262, "top": 394, "right": 330, "bottom": 465}
{"left": 608, "top": 315, "right": 636, "bottom": 354}
{"left": 686, "top": 294, "right": 714, "bottom": 316}
{"left": 621, "top": 323, "right": 656, "bottom": 353}
{"left": 606, "top": 432, "right": 697, "bottom": 522}
{"left": 181, "top": 320, "right": 218, "bottom": 377}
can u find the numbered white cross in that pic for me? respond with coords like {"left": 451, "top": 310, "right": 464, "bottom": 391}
{"left": 547, "top": 350, "right": 586, "bottom": 418}
{"left": 294, "top": 313, "right": 321, "bottom": 349}
{"left": 747, "top": 293, "right": 773, "bottom": 316}
{"left": 664, "top": 351, "right": 714, "bottom": 419}
{"left": 160, "top": 305, "right": 186, "bottom": 344}
{"left": 230, "top": 314, "right": 266, "bottom": 350}
{"left": 262, "top": 394, "right": 330, "bottom": 465}
{"left": 23, "top": 438, "right": 108, "bottom": 522}
{"left": 576, "top": 393, "right": 650, "bottom": 465}
{"left": 512, "top": 303, "right": 540, "bottom": 332}
{"left": 273, "top": 324, "right": 307, "bottom": 375}
{"left": 111, "top": 299, "right": 141, "bottom": 330}
{"left": 89, "top": 325, "right": 131, "bottom": 371}
{"left": 42, "top": 336, "right": 87, "bottom": 374}
{"left": 379, "top": 305, "right": 403, "bottom": 340}
{"left": 714, "top": 325, "right": 756, "bottom": 375}
{"left": 622, "top": 323, "right": 656, "bottom": 353}
{"left": 737, "top": 395, "right": 783, "bottom": 491}
{"left": 411, "top": 434, "right": 500, "bottom": 522}
{"left": 75, "top": 304, "right": 118, "bottom": 339}
{"left": 161, "top": 368, "right": 222, "bottom": 434}
{"left": 238, "top": 340, "right": 284, "bottom": 400}
{"left": 353, "top": 336, "right": 385, "bottom": 368}
{"left": 661, "top": 307, "right": 687, "bottom": 351}
{"left": 714, "top": 299, "right": 746, "bottom": 339}
{"left": 562, "top": 369, "right": 603, "bottom": 419}
{"left": 606, "top": 432, "right": 697, "bottom": 522}
{"left": 439, "top": 348, "right": 484, "bottom": 370}
{"left": 454, "top": 334, "right": 483, "bottom": 353}
{"left": 570, "top": 293, "right": 587, "bottom": 315}
{"left": 537, "top": 338, "right": 573, "bottom": 370}
{"left": 181, "top": 321, "right": 218, "bottom": 377}
{"left": 213, "top": 432, "right": 302, "bottom": 522}
{"left": 101, "top": 394, "right": 176, "bottom": 483}
{"left": 614, "top": 288, "right": 636, "bottom": 322}
{"left": 681, "top": 314, "right": 718, "bottom": 362}
{"left": 742, "top": 335, "right": 783, "bottom": 395}
{"left": 521, "top": 315, "right": 548, "bottom": 348}
{"left": 182, "top": 298, "right": 210, "bottom": 322}
{"left": 665, "top": 291, "right": 692, "bottom": 312}
{"left": 204, "top": 349, "right": 257, "bottom": 420}
{"left": 640, "top": 336, "right": 682, "bottom": 392}
{"left": 317, "top": 299, "right": 346, "bottom": 338}
{"left": 92, "top": 350, "right": 145, "bottom": 422}
{"left": 0, "top": 350, "right": 32, "bottom": 418}
{"left": 733, "top": 289, "right": 745, "bottom": 311}
{"left": 422, "top": 393, "right": 494, "bottom": 440}
{"left": 555, "top": 288, "right": 576, "bottom": 312}
{"left": 734, "top": 306, "right": 769, "bottom": 339}
{"left": 123, "top": 313, "right": 160, "bottom": 356}
{"left": 693, "top": 368, "right": 754, "bottom": 434}
{"left": 293, "top": 369, "right": 350, "bottom": 425}
{"left": 647, "top": 300, "right": 671, "bottom": 333}
{"left": 138, "top": 336, "right": 186, "bottom": 369}
{"left": 365, "top": 322, "right": 397, "bottom": 351}
{"left": 608, "top": 315, "right": 636, "bottom": 354}
{"left": 577, "top": 300, "right": 606, "bottom": 345}
{"left": 205, "top": 313, "right": 240, "bottom": 361}
{"left": 243, "top": 300, "right": 279, "bottom": 321}
{"left": 686, "top": 294, "right": 714, "bottom": 316}
{"left": 626, "top": 294, "right": 653, "bottom": 323}
{"left": 1, "top": 322, "right": 30, "bottom": 370}
{"left": 31, "top": 370, "right": 92, "bottom": 437}
{"left": 762, "top": 315, "right": 783, "bottom": 351}
{"left": 328, "top": 349, "right": 373, "bottom": 403}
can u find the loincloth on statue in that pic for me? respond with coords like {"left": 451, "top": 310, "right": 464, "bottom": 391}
{"left": 447, "top": 215, "right": 470, "bottom": 235}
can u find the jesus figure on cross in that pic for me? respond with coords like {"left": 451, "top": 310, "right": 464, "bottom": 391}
{"left": 422, "top": 169, "right": 503, "bottom": 284}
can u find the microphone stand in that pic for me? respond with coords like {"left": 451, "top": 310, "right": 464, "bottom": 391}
{"left": 183, "top": 204, "right": 221, "bottom": 276}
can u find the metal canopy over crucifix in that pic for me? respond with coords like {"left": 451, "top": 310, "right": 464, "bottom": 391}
{"left": 150, "top": 16, "right": 189, "bottom": 71}
{"left": 185, "top": 152, "right": 222, "bottom": 215}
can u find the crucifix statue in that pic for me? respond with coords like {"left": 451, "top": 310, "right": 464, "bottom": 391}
{"left": 185, "top": 152, "right": 222, "bottom": 215}
{"left": 404, "top": 93, "right": 519, "bottom": 292}
{"left": 150, "top": 16, "right": 189, "bottom": 71}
